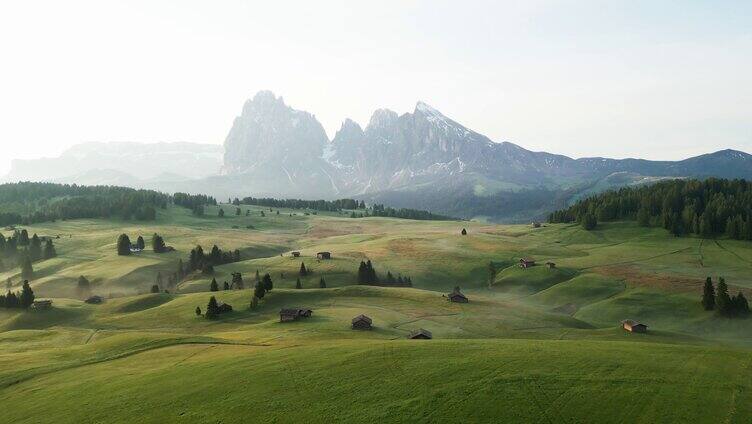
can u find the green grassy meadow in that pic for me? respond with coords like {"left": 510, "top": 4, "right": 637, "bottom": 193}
{"left": 1, "top": 204, "right": 751, "bottom": 423}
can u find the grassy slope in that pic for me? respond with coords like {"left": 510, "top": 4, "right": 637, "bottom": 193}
{"left": 1, "top": 205, "right": 752, "bottom": 422}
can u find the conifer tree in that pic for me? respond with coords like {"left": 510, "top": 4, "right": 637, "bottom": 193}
{"left": 151, "top": 234, "right": 166, "bottom": 253}
{"left": 117, "top": 234, "right": 132, "bottom": 256}
{"left": 701, "top": 277, "right": 715, "bottom": 310}
{"left": 218, "top": 208, "right": 225, "bottom": 217}
{"left": 319, "top": 277, "right": 326, "bottom": 288}
{"left": 299, "top": 262, "right": 308, "bottom": 276}
{"left": 136, "top": 236, "right": 145, "bottom": 250}
{"left": 236, "top": 207, "right": 241, "bottom": 216}
{"left": 195, "top": 306, "right": 201, "bottom": 316}
{"left": 715, "top": 277, "right": 733, "bottom": 316}
{"left": 77, "top": 275, "right": 90, "bottom": 297}
{"left": 150, "top": 284, "right": 160, "bottom": 293}
{"left": 210, "top": 278, "right": 219, "bottom": 292}
{"left": 223, "top": 281, "right": 230, "bottom": 290}
{"left": 254, "top": 281, "right": 266, "bottom": 299}
{"left": 19, "top": 280, "right": 34, "bottom": 309}
{"left": 20, "top": 255, "right": 33, "bottom": 281}
{"left": 29, "top": 234, "right": 42, "bottom": 260}
{"left": 262, "top": 273, "right": 273, "bottom": 291}
{"left": 733, "top": 292, "right": 750, "bottom": 316}
{"left": 43, "top": 239, "right": 56, "bottom": 259}
{"left": 295, "top": 277, "right": 302, "bottom": 289}
{"left": 205, "top": 296, "right": 220, "bottom": 319}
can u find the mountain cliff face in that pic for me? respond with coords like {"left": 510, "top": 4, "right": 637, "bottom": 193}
{"left": 219, "top": 91, "right": 752, "bottom": 220}
{"left": 221, "top": 91, "right": 340, "bottom": 197}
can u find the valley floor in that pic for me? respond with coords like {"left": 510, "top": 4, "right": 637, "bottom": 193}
{"left": 1, "top": 204, "right": 751, "bottom": 423}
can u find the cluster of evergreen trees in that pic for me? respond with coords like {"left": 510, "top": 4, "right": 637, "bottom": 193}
{"left": 0, "top": 182, "right": 170, "bottom": 225}
{"left": 357, "top": 260, "right": 412, "bottom": 287}
{"left": 173, "top": 193, "right": 217, "bottom": 210}
{"left": 239, "top": 197, "right": 364, "bottom": 211}
{"left": 187, "top": 245, "right": 241, "bottom": 274}
{"left": 549, "top": 178, "right": 752, "bottom": 239}
{"left": 0, "top": 229, "right": 57, "bottom": 280}
{"left": 0, "top": 280, "right": 34, "bottom": 309}
{"left": 363, "top": 204, "right": 450, "bottom": 221}
{"left": 701, "top": 277, "right": 749, "bottom": 318}
{"left": 116, "top": 233, "right": 168, "bottom": 255}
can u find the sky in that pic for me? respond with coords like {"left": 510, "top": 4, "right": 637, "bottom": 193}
{"left": 0, "top": 0, "right": 750, "bottom": 174}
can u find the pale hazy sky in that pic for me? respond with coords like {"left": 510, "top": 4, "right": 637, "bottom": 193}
{"left": 1, "top": 0, "right": 750, "bottom": 174}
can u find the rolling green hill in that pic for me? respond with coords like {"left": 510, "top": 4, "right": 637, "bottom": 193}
{"left": 1, "top": 204, "right": 750, "bottom": 423}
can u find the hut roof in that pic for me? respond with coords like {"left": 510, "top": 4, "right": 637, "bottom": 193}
{"left": 351, "top": 314, "right": 372, "bottom": 325}
{"left": 409, "top": 328, "right": 432, "bottom": 339}
{"left": 449, "top": 291, "right": 467, "bottom": 300}
{"left": 621, "top": 319, "right": 647, "bottom": 327}
{"left": 520, "top": 257, "right": 535, "bottom": 263}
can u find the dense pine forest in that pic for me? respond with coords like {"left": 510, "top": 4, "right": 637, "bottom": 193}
{"left": 549, "top": 178, "right": 752, "bottom": 240}
{"left": 0, "top": 183, "right": 222, "bottom": 227}
{"left": 0, "top": 182, "right": 172, "bottom": 225}
{"left": 239, "top": 197, "right": 452, "bottom": 220}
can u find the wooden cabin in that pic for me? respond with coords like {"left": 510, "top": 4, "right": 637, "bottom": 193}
{"left": 316, "top": 252, "right": 331, "bottom": 260}
{"left": 280, "top": 308, "right": 313, "bottom": 322}
{"left": 447, "top": 289, "right": 468, "bottom": 303}
{"left": 408, "top": 328, "right": 433, "bottom": 339}
{"left": 85, "top": 295, "right": 104, "bottom": 304}
{"left": 519, "top": 258, "right": 536, "bottom": 268}
{"left": 291, "top": 251, "right": 301, "bottom": 257}
{"left": 531, "top": 222, "right": 541, "bottom": 228}
{"left": 32, "top": 300, "right": 52, "bottom": 310}
{"left": 546, "top": 262, "right": 556, "bottom": 269}
{"left": 351, "top": 314, "right": 373, "bottom": 330}
{"left": 217, "top": 302, "right": 233, "bottom": 314}
{"left": 621, "top": 319, "right": 648, "bottom": 333}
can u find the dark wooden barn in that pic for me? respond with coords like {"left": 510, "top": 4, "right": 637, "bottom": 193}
{"left": 351, "top": 314, "right": 373, "bottom": 330}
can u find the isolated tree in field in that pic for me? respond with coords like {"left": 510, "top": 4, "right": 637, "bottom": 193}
{"left": 319, "top": 277, "right": 326, "bottom": 288}
{"left": 210, "top": 278, "right": 219, "bottom": 292}
{"left": 231, "top": 272, "right": 243, "bottom": 289}
{"left": 235, "top": 207, "right": 241, "bottom": 216}
{"left": 299, "top": 262, "right": 308, "bottom": 276}
{"left": 29, "top": 234, "right": 42, "bottom": 260}
{"left": 136, "top": 236, "right": 145, "bottom": 250}
{"left": 461, "top": 228, "right": 467, "bottom": 235}
{"left": 262, "top": 273, "right": 273, "bottom": 292}
{"left": 195, "top": 306, "right": 201, "bottom": 316}
{"left": 19, "top": 280, "right": 34, "bottom": 309}
{"left": 246, "top": 210, "right": 250, "bottom": 216}
{"left": 117, "top": 234, "right": 132, "bottom": 255}
{"left": 701, "top": 277, "right": 715, "bottom": 310}
{"left": 223, "top": 281, "right": 229, "bottom": 290}
{"left": 77, "top": 275, "right": 91, "bottom": 297}
{"left": 152, "top": 233, "right": 166, "bottom": 253}
{"left": 295, "top": 277, "right": 302, "bottom": 289}
{"left": 43, "top": 239, "right": 56, "bottom": 259}
{"left": 715, "top": 277, "right": 733, "bottom": 316}
{"left": 254, "top": 281, "right": 266, "bottom": 299}
{"left": 20, "top": 255, "right": 33, "bottom": 281}
{"left": 218, "top": 208, "right": 225, "bottom": 217}
{"left": 150, "top": 284, "right": 160, "bottom": 293}
{"left": 205, "top": 296, "right": 220, "bottom": 319}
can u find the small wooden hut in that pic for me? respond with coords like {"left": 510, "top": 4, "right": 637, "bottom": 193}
{"left": 316, "top": 252, "right": 331, "bottom": 260}
{"left": 351, "top": 314, "right": 373, "bottom": 330}
{"left": 621, "top": 319, "right": 648, "bottom": 333}
{"left": 519, "top": 258, "right": 536, "bottom": 268}
{"left": 408, "top": 328, "right": 432, "bottom": 339}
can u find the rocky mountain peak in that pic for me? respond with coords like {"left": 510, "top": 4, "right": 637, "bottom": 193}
{"left": 366, "top": 109, "right": 399, "bottom": 131}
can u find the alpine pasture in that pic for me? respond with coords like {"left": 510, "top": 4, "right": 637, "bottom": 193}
{"left": 1, "top": 204, "right": 751, "bottom": 423}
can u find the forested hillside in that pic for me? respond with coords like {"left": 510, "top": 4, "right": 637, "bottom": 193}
{"left": 0, "top": 183, "right": 218, "bottom": 226}
{"left": 549, "top": 178, "right": 752, "bottom": 240}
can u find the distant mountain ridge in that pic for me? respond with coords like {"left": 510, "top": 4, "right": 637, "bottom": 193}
{"left": 217, "top": 91, "right": 752, "bottom": 220}
{"left": 4, "top": 141, "right": 223, "bottom": 187}
{"left": 5, "top": 92, "right": 751, "bottom": 221}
